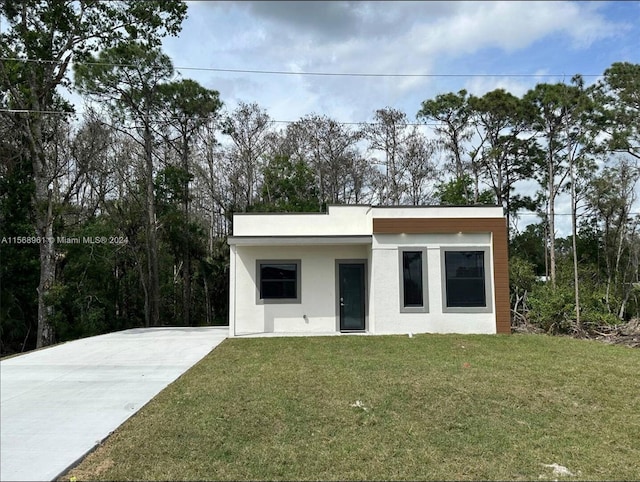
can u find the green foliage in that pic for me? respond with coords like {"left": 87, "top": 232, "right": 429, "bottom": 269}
{"left": 1, "top": 0, "right": 188, "bottom": 349}
{"left": 434, "top": 174, "right": 495, "bottom": 205}
{"left": 257, "top": 155, "right": 321, "bottom": 212}
{"left": 417, "top": 90, "right": 472, "bottom": 183}
{"left": 509, "top": 256, "right": 537, "bottom": 295}
{"left": 203, "top": 239, "right": 231, "bottom": 325}
{"left": 510, "top": 223, "right": 547, "bottom": 276}
{"left": 157, "top": 79, "right": 223, "bottom": 130}
{"left": 0, "top": 156, "right": 39, "bottom": 354}
{"left": 527, "top": 282, "right": 575, "bottom": 333}
{"left": 594, "top": 62, "right": 640, "bottom": 159}
{"left": 74, "top": 42, "right": 175, "bottom": 118}
{"left": 45, "top": 215, "right": 146, "bottom": 343}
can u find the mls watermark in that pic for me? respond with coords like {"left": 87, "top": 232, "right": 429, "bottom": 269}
{"left": 1, "top": 236, "right": 129, "bottom": 245}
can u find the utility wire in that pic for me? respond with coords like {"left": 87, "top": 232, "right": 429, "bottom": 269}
{"left": 0, "top": 108, "right": 448, "bottom": 126}
{"left": 0, "top": 56, "right": 604, "bottom": 78}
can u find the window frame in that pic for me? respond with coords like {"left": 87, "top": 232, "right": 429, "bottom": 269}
{"left": 398, "top": 248, "right": 429, "bottom": 313}
{"left": 256, "top": 259, "right": 301, "bottom": 304}
{"left": 440, "top": 247, "right": 493, "bottom": 313}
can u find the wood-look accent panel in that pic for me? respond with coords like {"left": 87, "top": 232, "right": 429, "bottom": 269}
{"left": 373, "top": 217, "right": 511, "bottom": 334}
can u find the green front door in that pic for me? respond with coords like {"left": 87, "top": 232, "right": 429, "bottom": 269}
{"left": 338, "top": 262, "right": 366, "bottom": 331}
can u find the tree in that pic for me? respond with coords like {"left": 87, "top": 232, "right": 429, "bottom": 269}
{"left": 222, "top": 102, "right": 271, "bottom": 211}
{"left": 400, "top": 126, "right": 438, "bottom": 205}
{"left": 365, "top": 108, "right": 409, "bottom": 205}
{"left": 563, "top": 76, "right": 596, "bottom": 330}
{"left": 594, "top": 62, "right": 640, "bottom": 161}
{"left": 0, "top": 120, "right": 39, "bottom": 353}
{"left": 434, "top": 174, "right": 494, "bottom": 206}
{"left": 288, "top": 114, "right": 363, "bottom": 206}
{"left": 417, "top": 90, "right": 475, "bottom": 200}
{"left": 157, "top": 80, "right": 222, "bottom": 326}
{"left": 523, "top": 83, "right": 575, "bottom": 287}
{"left": 468, "top": 89, "right": 539, "bottom": 231}
{"left": 0, "top": 0, "right": 186, "bottom": 346}
{"left": 259, "top": 154, "right": 321, "bottom": 212}
{"left": 586, "top": 158, "right": 640, "bottom": 319}
{"left": 75, "top": 43, "right": 175, "bottom": 328}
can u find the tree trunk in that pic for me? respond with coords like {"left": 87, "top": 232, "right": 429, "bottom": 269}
{"left": 182, "top": 136, "right": 191, "bottom": 326}
{"left": 144, "top": 122, "right": 160, "bottom": 326}
{"left": 570, "top": 158, "right": 581, "bottom": 331}
{"left": 203, "top": 274, "right": 212, "bottom": 324}
{"left": 548, "top": 148, "right": 557, "bottom": 287}
{"left": 29, "top": 104, "right": 56, "bottom": 347}
{"left": 35, "top": 183, "right": 56, "bottom": 348}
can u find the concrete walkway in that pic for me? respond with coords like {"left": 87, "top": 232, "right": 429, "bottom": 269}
{"left": 0, "top": 326, "right": 228, "bottom": 482}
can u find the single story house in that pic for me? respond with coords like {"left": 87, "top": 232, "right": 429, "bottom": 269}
{"left": 227, "top": 205, "right": 510, "bottom": 336}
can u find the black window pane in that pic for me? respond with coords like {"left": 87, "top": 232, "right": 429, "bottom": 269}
{"left": 260, "top": 263, "right": 297, "bottom": 299}
{"left": 445, "top": 251, "right": 486, "bottom": 307}
{"left": 403, "top": 251, "right": 423, "bottom": 307}
{"left": 261, "top": 264, "right": 296, "bottom": 281}
{"left": 261, "top": 280, "right": 297, "bottom": 299}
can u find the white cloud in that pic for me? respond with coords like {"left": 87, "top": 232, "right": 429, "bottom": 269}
{"left": 412, "top": 1, "right": 623, "bottom": 57}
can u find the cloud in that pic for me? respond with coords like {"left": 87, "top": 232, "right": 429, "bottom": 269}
{"left": 412, "top": 1, "right": 624, "bottom": 57}
{"left": 243, "top": 1, "right": 362, "bottom": 40}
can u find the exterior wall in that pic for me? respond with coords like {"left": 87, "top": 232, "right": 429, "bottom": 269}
{"left": 231, "top": 244, "right": 369, "bottom": 335}
{"left": 233, "top": 205, "right": 372, "bottom": 236}
{"left": 372, "top": 206, "right": 504, "bottom": 219}
{"left": 371, "top": 233, "right": 497, "bottom": 335}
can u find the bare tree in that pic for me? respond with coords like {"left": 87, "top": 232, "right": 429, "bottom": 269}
{"left": 401, "top": 126, "right": 438, "bottom": 205}
{"left": 222, "top": 102, "right": 271, "bottom": 211}
{"left": 365, "top": 108, "right": 409, "bottom": 205}
{"left": 292, "top": 114, "right": 363, "bottom": 206}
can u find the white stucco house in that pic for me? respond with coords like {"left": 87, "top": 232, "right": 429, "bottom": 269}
{"left": 227, "top": 205, "right": 510, "bottom": 337}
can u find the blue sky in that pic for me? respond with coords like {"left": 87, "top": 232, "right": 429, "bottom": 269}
{"left": 161, "top": 1, "right": 640, "bottom": 124}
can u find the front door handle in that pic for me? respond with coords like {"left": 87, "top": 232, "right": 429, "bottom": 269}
{"left": 340, "top": 297, "right": 344, "bottom": 306}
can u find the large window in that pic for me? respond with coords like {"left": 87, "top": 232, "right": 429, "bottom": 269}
{"left": 442, "top": 249, "right": 492, "bottom": 312}
{"left": 399, "top": 249, "right": 428, "bottom": 313}
{"left": 257, "top": 260, "right": 301, "bottom": 304}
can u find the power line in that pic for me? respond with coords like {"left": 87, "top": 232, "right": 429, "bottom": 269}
{"left": 0, "top": 108, "right": 446, "bottom": 126}
{"left": 0, "top": 56, "right": 604, "bottom": 78}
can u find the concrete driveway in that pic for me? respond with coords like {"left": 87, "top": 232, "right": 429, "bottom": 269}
{"left": 0, "top": 326, "right": 228, "bottom": 482}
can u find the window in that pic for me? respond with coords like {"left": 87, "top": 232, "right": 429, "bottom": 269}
{"left": 442, "top": 249, "right": 492, "bottom": 312}
{"left": 257, "top": 260, "right": 301, "bottom": 304}
{"left": 399, "top": 249, "right": 428, "bottom": 313}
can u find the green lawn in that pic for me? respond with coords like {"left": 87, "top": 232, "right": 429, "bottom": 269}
{"left": 64, "top": 334, "right": 640, "bottom": 481}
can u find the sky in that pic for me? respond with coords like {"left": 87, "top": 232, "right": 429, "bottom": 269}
{"left": 161, "top": 1, "right": 640, "bottom": 125}
{"left": 159, "top": 1, "right": 640, "bottom": 234}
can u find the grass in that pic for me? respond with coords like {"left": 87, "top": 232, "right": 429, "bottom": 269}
{"left": 63, "top": 334, "right": 640, "bottom": 481}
